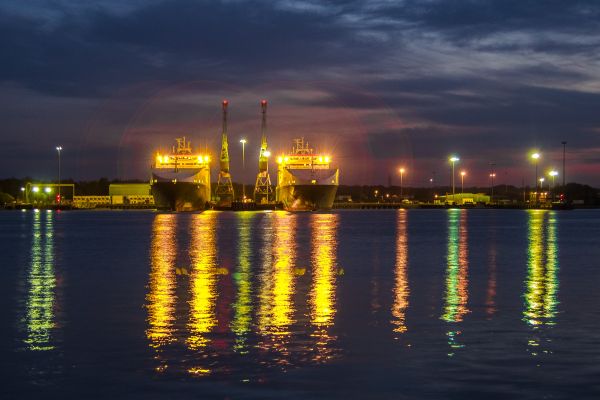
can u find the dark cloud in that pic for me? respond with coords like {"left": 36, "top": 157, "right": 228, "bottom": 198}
{"left": 0, "top": 0, "right": 599, "bottom": 185}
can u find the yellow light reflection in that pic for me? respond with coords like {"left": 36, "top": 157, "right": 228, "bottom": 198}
{"left": 24, "top": 211, "right": 56, "bottom": 351}
{"left": 146, "top": 214, "right": 177, "bottom": 350}
{"left": 187, "top": 212, "right": 218, "bottom": 351}
{"left": 258, "top": 211, "right": 297, "bottom": 356}
{"left": 442, "top": 209, "right": 469, "bottom": 353}
{"left": 524, "top": 210, "right": 559, "bottom": 327}
{"left": 391, "top": 209, "right": 409, "bottom": 335}
{"left": 309, "top": 213, "right": 339, "bottom": 360}
{"left": 231, "top": 212, "right": 254, "bottom": 353}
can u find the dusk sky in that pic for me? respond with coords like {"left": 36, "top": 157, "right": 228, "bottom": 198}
{"left": 1, "top": 0, "right": 599, "bottom": 186}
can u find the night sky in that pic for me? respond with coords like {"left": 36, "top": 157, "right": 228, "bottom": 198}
{"left": 1, "top": 0, "right": 599, "bottom": 186}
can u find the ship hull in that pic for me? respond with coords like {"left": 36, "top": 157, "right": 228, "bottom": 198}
{"left": 277, "top": 184, "right": 338, "bottom": 211}
{"left": 151, "top": 167, "right": 211, "bottom": 212}
{"left": 151, "top": 182, "right": 209, "bottom": 211}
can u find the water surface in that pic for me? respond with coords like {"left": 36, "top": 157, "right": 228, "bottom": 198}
{"left": 1, "top": 209, "right": 600, "bottom": 399}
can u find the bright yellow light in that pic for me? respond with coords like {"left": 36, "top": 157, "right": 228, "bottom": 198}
{"left": 399, "top": 168, "right": 405, "bottom": 174}
{"left": 239, "top": 138, "right": 247, "bottom": 144}
{"left": 164, "top": 156, "right": 169, "bottom": 163}
{"left": 32, "top": 186, "right": 40, "bottom": 193}
{"left": 325, "top": 156, "right": 330, "bottom": 163}
{"left": 450, "top": 156, "right": 459, "bottom": 162}
{"left": 204, "top": 155, "right": 210, "bottom": 163}
{"left": 531, "top": 153, "right": 540, "bottom": 160}
{"left": 277, "top": 156, "right": 283, "bottom": 164}
{"left": 460, "top": 171, "right": 466, "bottom": 177}
{"left": 284, "top": 156, "right": 289, "bottom": 162}
{"left": 539, "top": 178, "right": 545, "bottom": 183}
{"left": 318, "top": 156, "right": 323, "bottom": 163}
{"left": 549, "top": 170, "right": 558, "bottom": 177}
{"left": 264, "top": 150, "right": 271, "bottom": 157}
{"left": 197, "top": 156, "right": 202, "bottom": 162}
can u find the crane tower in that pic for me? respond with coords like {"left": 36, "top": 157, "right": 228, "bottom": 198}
{"left": 215, "top": 100, "right": 234, "bottom": 206}
{"left": 254, "top": 100, "right": 273, "bottom": 203}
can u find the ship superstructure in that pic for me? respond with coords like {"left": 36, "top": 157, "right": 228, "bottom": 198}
{"left": 151, "top": 137, "right": 211, "bottom": 211}
{"left": 276, "top": 138, "right": 339, "bottom": 211}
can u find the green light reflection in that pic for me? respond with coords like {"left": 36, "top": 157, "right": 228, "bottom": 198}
{"left": 524, "top": 210, "right": 559, "bottom": 328}
{"left": 24, "top": 211, "right": 56, "bottom": 351}
{"left": 231, "top": 212, "right": 254, "bottom": 353}
{"left": 442, "top": 209, "right": 469, "bottom": 354}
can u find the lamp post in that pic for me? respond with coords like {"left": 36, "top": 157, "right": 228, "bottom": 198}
{"left": 239, "top": 138, "right": 246, "bottom": 200}
{"left": 399, "top": 167, "right": 405, "bottom": 199}
{"left": 549, "top": 170, "right": 558, "bottom": 201}
{"left": 56, "top": 146, "right": 62, "bottom": 204}
{"left": 449, "top": 156, "right": 459, "bottom": 197}
{"left": 531, "top": 152, "right": 540, "bottom": 204}
{"left": 539, "top": 177, "right": 545, "bottom": 201}
{"left": 489, "top": 172, "right": 496, "bottom": 203}
{"left": 460, "top": 170, "right": 466, "bottom": 194}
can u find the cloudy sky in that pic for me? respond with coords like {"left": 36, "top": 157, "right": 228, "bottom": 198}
{"left": 1, "top": 0, "right": 599, "bottom": 186}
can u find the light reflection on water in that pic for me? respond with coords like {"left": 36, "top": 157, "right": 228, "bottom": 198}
{"left": 442, "top": 209, "right": 469, "bottom": 354}
{"left": 23, "top": 210, "right": 57, "bottom": 352}
{"left": 257, "top": 211, "right": 297, "bottom": 362}
{"left": 231, "top": 212, "right": 253, "bottom": 354}
{"left": 391, "top": 209, "right": 409, "bottom": 336}
{"left": 524, "top": 210, "right": 559, "bottom": 355}
{"left": 309, "top": 213, "right": 339, "bottom": 361}
{"left": 187, "top": 212, "right": 218, "bottom": 353}
{"left": 8, "top": 209, "right": 591, "bottom": 398}
{"left": 147, "top": 213, "right": 177, "bottom": 357}
{"left": 142, "top": 209, "right": 566, "bottom": 378}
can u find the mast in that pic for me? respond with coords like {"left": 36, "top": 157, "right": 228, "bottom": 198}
{"left": 215, "top": 100, "right": 234, "bottom": 206}
{"left": 254, "top": 99, "right": 273, "bottom": 203}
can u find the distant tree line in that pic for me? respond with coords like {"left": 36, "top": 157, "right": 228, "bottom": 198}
{"left": 335, "top": 183, "right": 600, "bottom": 205}
{"left": 0, "top": 177, "right": 598, "bottom": 206}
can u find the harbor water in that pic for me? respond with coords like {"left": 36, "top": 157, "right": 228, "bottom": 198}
{"left": 1, "top": 209, "right": 600, "bottom": 399}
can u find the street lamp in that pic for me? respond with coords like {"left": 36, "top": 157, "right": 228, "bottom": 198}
{"left": 449, "top": 156, "right": 459, "bottom": 197}
{"left": 399, "top": 167, "right": 405, "bottom": 199}
{"left": 539, "top": 177, "right": 545, "bottom": 200}
{"left": 460, "top": 170, "right": 466, "bottom": 194}
{"left": 549, "top": 170, "right": 558, "bottom": 201}
{"left": 489, "top": 173, "right": 496, "bottom": 203}
{"left": 56, "top": 146, "right": 62, "bottom": 204}
{"left": 531, "top": 152, "right": 540, "bottom": 203}
{"left": 239, "top": 138, "right": 246, "bottom": 200}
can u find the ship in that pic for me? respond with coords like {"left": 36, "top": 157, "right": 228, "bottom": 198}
{"left": 275, "top": 138, "right": 339, "bottom": 211}
{"left": 151, "top": 137, "right": 211, "bottom": 211}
